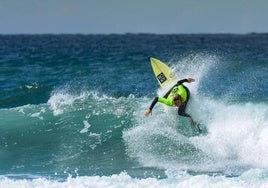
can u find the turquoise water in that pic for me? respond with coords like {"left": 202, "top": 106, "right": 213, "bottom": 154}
{"left": 0, "top": 34, "right": 267, "bottom": 187}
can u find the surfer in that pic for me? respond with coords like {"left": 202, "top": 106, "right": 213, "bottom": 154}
{"left": 145, "top": 78, "right": 201, "bottom": 132}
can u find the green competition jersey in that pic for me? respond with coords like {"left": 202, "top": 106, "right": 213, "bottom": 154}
{"left": 158, "top": 85, "right": 188, "bottom": 106}
{"left": 149, "top": 79, "right": 189, "bottom": 110}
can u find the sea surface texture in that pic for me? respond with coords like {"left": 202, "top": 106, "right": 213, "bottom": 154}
{"left": 0, "top": 34, "right": 267, "bottom": 187}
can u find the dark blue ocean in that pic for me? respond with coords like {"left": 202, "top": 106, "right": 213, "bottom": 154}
{"left": 0, "top": 34, "right": 267, "bottom": 187}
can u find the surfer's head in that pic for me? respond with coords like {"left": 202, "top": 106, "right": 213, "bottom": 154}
{"left": 173, "top": 94, "right": 182, "bottom": 106}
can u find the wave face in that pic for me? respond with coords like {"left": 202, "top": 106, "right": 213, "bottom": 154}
{"left": 0, "top": 34, "right": 267, "bottom": 187}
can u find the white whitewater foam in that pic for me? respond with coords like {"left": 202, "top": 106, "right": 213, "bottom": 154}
{"left": 80, "top": 120, "right": 91, "bottom": 133}
{"left": 0, "top": 170, "right": 267, "bottom": 188}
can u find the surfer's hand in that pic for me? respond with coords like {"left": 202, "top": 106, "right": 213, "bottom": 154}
{"left": 145, "top": 109, "right": 152, "bottom": 117}
{"left": 187, "top": 78, "right": 195, "bottom": 83}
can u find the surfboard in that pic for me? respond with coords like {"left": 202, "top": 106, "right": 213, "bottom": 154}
{"left": 150, "top": 57, "right": 178, "bottom": 88}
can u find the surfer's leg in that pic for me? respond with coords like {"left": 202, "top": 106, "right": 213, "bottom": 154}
{"left": 179, "top": 106, "right": 201, "bottom": 133}
{"left": 178, "top": 103, "right": 193, "bottom": 120}
{"left": 178, "top": 87, "right": 201, "bottom": 133}
{"left": 178, "top": 104, "right": 202, "bottom": 133}
{"left": 178, "top": 85, "right": 191, "bottom": 117}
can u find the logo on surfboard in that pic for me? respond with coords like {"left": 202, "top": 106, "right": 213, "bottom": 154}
{"left": 157, "top": 72, "right": 167, "bottom": 83}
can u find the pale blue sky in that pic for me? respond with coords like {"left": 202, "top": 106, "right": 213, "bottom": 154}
{"left": 0, "top": 0, "right": 267, "bottom": 34}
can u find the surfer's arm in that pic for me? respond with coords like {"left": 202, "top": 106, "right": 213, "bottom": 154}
{"left": 176, "top": 78, "right": 189, "bottom": 85}
{"left": 149, "top": 97, "right": 158, "bottom": 110}
{"left": 176, "top": 78, "right": 195, "bottom": 86}
{"left": 145, "top": 97, "right": 158, "bottom": 116}
{"left": 145, "top": 97, "right": 171, "bottom": 117}
{"left": 149, "top": 96, "right": 171, "bottom": 110}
